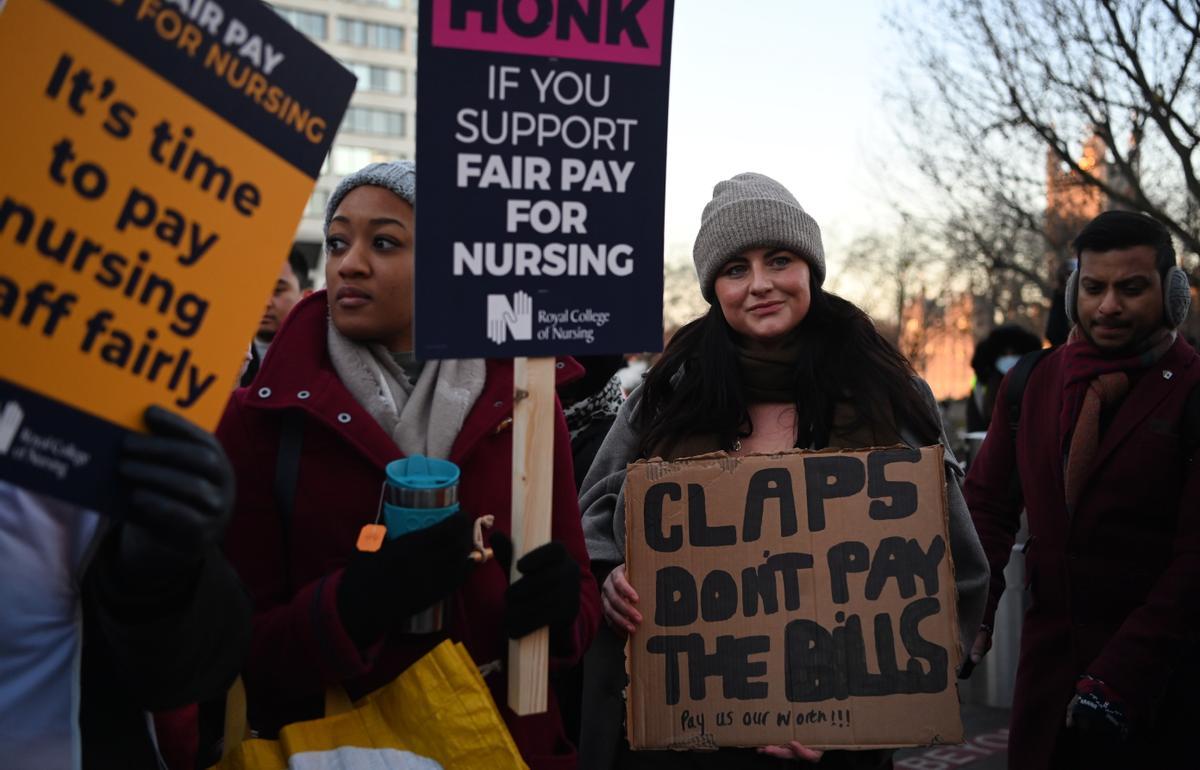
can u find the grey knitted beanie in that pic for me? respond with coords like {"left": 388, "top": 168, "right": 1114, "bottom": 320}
{"left": 692, "top": 172, "right": 825, "bottom": 303}
{"left": 325, "top": 159, "right": 416, "bottom": 233}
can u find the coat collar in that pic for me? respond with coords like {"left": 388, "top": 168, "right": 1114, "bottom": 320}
{"left": 238, "top": 290, "right": 584, "bottom": 469}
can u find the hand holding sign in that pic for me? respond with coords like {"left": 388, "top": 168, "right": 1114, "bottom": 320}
{"left": 757, "top": 742, "right": 825, "bottom": 763}
{"left": 496, "top": 537, "right": 581, "bottom": 654}
{"left": 116, "top": 405, "right": 234, "bottom": 579}
{"left": 601, "top": 563, "right": 642, "bottom": 636}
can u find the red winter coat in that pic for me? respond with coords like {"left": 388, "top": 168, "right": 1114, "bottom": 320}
{"left": 964, "top": 335, "right": 1200, "bottom": 768}
{"left": 218, "top": 291, "right": 601, "bottom": 770}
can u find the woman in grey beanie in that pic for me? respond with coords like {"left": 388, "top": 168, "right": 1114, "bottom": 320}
{"left": 577, "top": 172, "right": 989, "bottom": 768}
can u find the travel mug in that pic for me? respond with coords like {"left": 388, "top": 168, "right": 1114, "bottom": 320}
{"left": 381, "top": 454, "right": 460, "bottom": 633}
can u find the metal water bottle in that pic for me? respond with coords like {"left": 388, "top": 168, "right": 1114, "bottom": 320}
{"left": 382, "top": 454, "right": 460, "bottom": 634}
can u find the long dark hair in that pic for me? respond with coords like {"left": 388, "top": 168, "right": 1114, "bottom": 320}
{"left": 635, "top": 286, "right": 940, "bottom": 457}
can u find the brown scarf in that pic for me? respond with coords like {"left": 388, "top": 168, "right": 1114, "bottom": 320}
{"left": 737, "top": 335, "right": 803, "bottom": 403}
{"left": 1062, "top": 325, "right": 1176, "bottom": 513}
{"left": 653, "top": 335, "right": 902, "bottom": 460}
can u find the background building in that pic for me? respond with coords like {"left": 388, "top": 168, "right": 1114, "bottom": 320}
{"left": 269, "top": 0, "right": 417, "bottom": 276}
{"left": 899, "top": 290, "right": 975, "bottom": 402}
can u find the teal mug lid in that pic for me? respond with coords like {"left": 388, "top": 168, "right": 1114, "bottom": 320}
{"left": 385, "top": 455, "right": 460, "bottom": 490}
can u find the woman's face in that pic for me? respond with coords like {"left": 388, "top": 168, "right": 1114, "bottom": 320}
{"left": 714, "top": 247, "right": 812, "bottom": 345}
{"left": 325, "top": 185, "right": 415, "bottom": 351}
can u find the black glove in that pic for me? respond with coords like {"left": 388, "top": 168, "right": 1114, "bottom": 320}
{"left": 495, "top": 535, "right": 581, "bottom": 655}
{"left": 337, "top": 511, "right": 474, "bottom": 647}
{"left": 114, "top": 405, "right": 235, "bottom": 581}
{"left": 1066, "top": 675, "right": 1129, "bottom": 742}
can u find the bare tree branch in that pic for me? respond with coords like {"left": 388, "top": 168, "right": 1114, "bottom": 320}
{"left": 886, "top": 0, "right": 1200, "bottom": 274}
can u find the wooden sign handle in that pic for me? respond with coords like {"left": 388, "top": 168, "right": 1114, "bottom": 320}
{"left": 508, "top": 356, "right": 556, "bottom": 714}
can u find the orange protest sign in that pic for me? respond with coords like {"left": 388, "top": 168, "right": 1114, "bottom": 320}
{"left": 0, "top": 0, "right": 353, "bottom": 512}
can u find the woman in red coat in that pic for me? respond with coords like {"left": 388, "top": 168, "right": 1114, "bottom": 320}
{"left": 217, "top": 160, "right": 600, "bottom": 770}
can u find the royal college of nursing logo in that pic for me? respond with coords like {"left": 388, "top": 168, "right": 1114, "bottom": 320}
{"left": 0, "top": 401, "right": 24, "bottom": 455}
{"left": 486, "top": 291, "right": 533, "bottom": 345}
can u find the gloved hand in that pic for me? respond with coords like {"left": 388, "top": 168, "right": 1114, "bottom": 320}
{"left": 494, "top": 535, "right": 581, "bottom": 655}
{"left": 1066, "top": 675, "right": 1129, "bottom": 742}
{"left": 115, "top": 405, "right": 235, "bottom": 581}
{"left": 337, "top": 511, "right": 474, "bottom": 647}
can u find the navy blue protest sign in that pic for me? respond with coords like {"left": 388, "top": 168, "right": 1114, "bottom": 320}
{"left": 415, "top": 0, "right": 674, "bottom": 359}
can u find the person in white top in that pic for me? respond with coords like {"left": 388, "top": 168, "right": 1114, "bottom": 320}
{"left": 0, "top": 406, "right": 250, "bottom": 769}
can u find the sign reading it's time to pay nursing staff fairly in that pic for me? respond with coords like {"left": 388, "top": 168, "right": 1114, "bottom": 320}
{"left": 0, "top": 0, "right": 354, "bottom": 514}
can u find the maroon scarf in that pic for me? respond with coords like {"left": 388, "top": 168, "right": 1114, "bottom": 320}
{"left": 1059, "top": 326, "right": 1175, "bottom": 511}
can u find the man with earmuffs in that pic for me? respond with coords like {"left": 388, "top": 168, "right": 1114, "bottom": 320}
{"left": 962, "top": 210, "right": 1200, "bottom": 769}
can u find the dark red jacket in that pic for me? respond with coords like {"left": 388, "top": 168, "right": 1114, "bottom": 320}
{"left": 964, "top": 335, "right": 1200, "bottom": 768}
{"left": 218, "top": 292, "right": 600, "bottom": 770}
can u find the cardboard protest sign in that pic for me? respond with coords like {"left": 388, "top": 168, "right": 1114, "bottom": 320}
{"left": 624, "top": 446, "right": 963, "bottom": 750}
{"left": 414, "top": 0, "right": 674, "bottom": 359}
{"left": 0, "top": 0, "right": 353, "bottom": 512}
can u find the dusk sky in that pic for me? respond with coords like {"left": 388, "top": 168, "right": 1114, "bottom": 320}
{"left": 663, "top": 1, "right": 904, "bottom": 301}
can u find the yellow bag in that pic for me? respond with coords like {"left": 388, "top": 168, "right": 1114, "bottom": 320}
{"left": 211, "top": 640, "right": 528, "bottom": 770}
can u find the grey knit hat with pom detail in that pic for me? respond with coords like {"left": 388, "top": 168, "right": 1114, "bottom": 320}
{"left": 692, "top": 172, "right": 825, "bottom": 303}
{"left": 325, "top": 159, "right": 415, "bottom": 233}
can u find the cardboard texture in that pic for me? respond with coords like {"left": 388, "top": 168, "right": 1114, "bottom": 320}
{"left": 624, "top": 446, "right": 963, "bottom": 750}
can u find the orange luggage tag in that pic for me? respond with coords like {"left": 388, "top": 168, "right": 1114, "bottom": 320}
{"left": 356, "top": 524, "right": 386, "bottom": 552}
{"left": 356, "top": 483, "right": 389, "bottom": 552}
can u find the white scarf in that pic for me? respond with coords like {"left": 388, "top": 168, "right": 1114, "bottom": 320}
{"left": 326, "top": 322, "right": 486, "bottom": 459}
